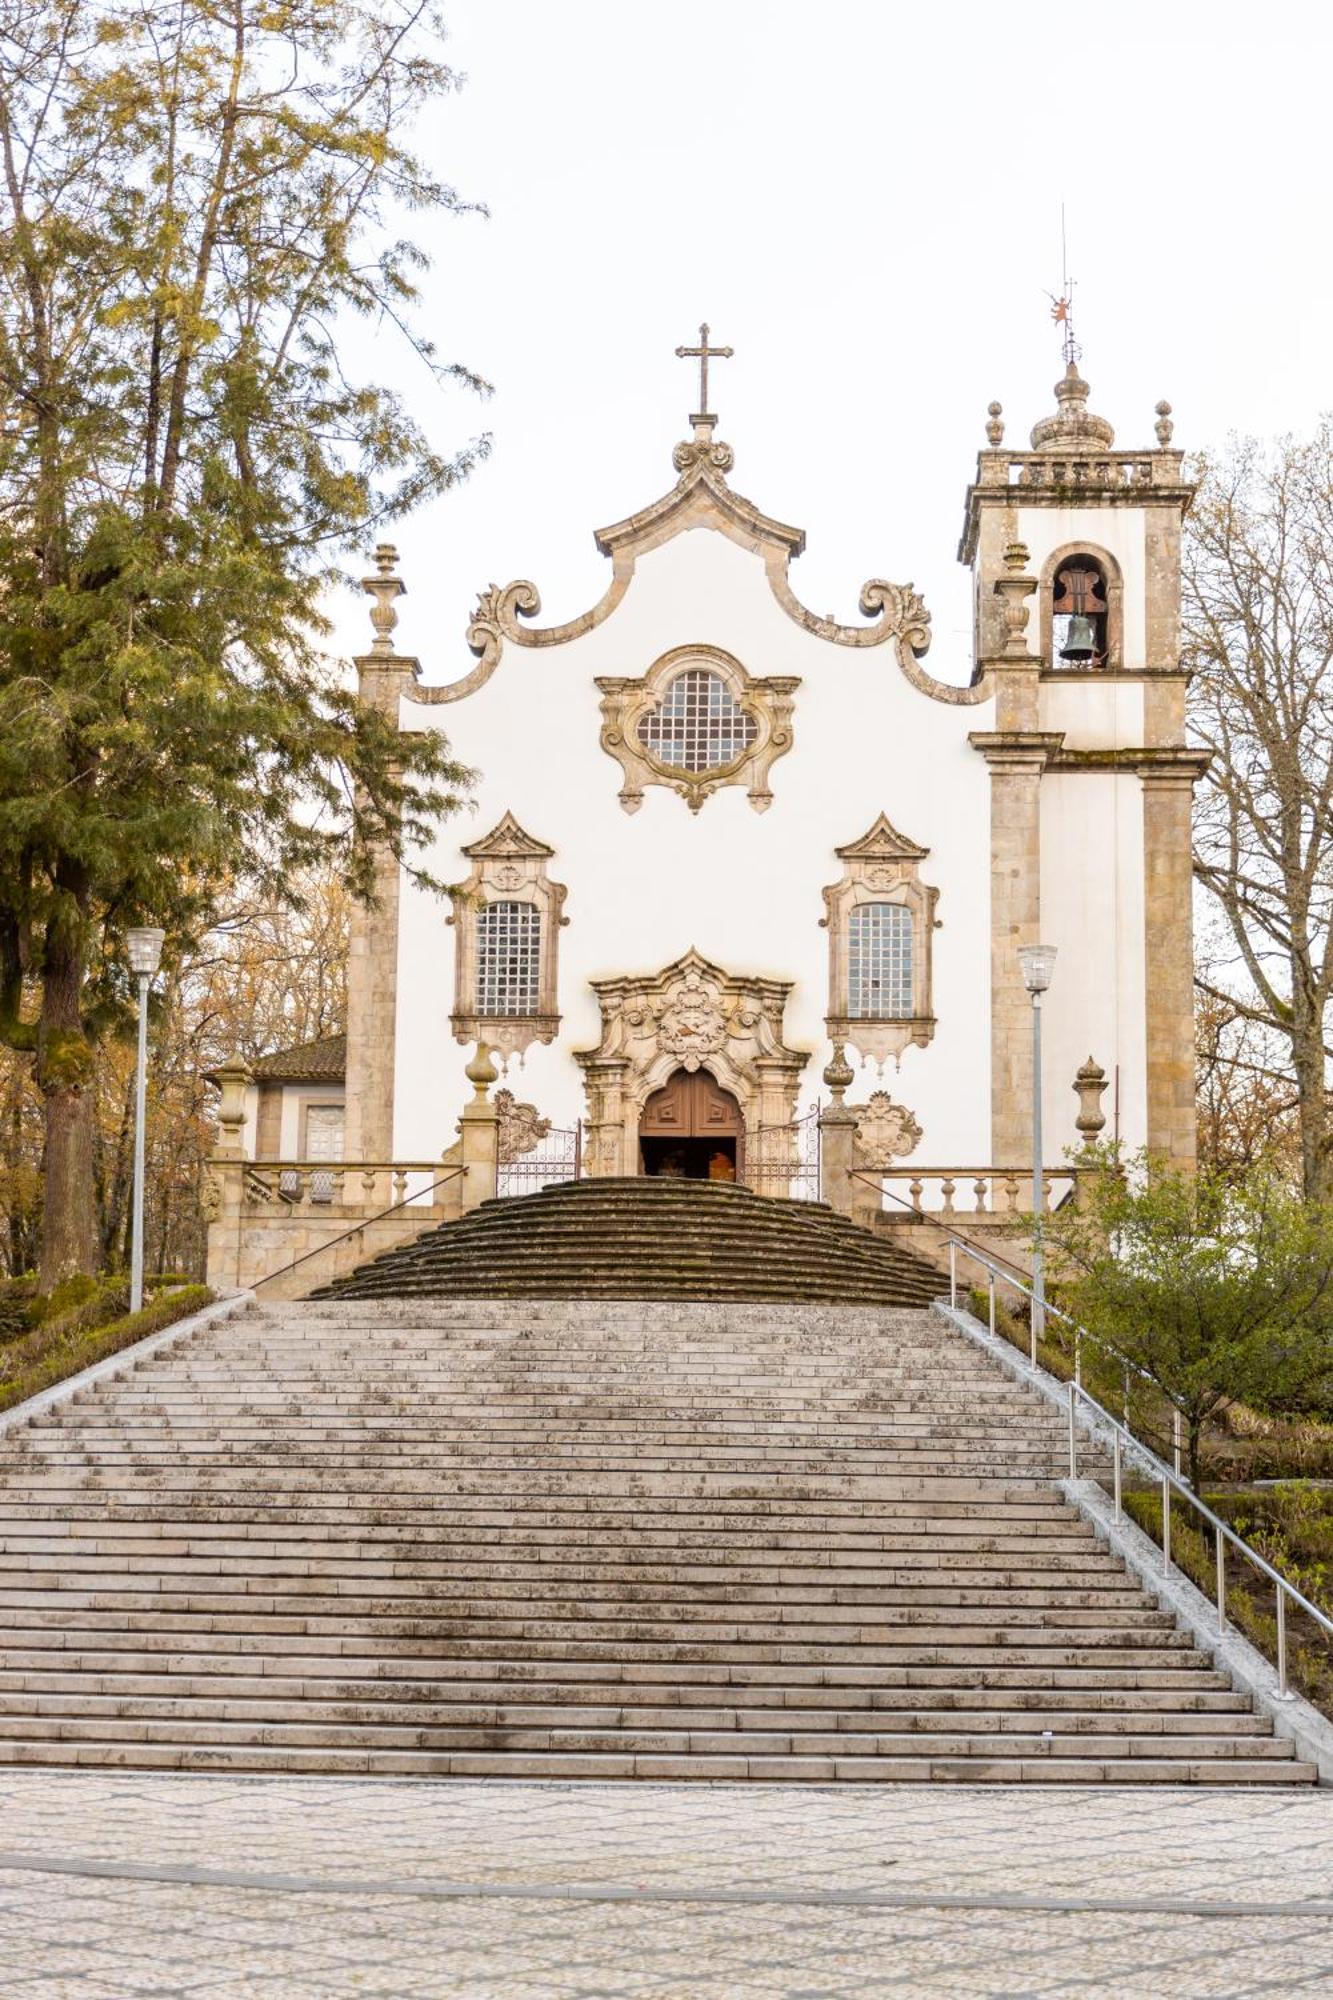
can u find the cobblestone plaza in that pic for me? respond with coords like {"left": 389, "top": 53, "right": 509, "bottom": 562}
{"left": 4, "top": 1772, "right": 1332, "bottom": 1996}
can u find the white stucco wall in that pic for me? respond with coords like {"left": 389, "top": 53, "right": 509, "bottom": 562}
{"left": 393, "top": 525, "right": 996, "bottom": 1165}
{"left": 1039, "top": 771, "right": 1147, "bottom": 1157}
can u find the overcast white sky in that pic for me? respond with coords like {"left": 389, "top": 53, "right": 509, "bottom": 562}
{"left": 334, "top": 0, "right": 1330, "bottom": 681}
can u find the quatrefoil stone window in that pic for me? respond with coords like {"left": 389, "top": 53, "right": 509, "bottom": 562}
{"left": 636, "top": 668, "right": 758, "bottom": 773}
{"left": 597, "top": 644, "right": 799, "bottom": 814}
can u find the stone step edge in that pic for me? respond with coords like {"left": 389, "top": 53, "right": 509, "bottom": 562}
{"left": 0, "top": 1295, "right": 257, "bottom": 1441}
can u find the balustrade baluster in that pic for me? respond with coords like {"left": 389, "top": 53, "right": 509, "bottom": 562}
{"left": 940, "top": 1177, "right": 956, "bottom": 1216}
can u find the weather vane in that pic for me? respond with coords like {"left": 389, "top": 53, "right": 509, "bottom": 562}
{"left": 1045, "top": 204, "right": 1079, "bottom": 367}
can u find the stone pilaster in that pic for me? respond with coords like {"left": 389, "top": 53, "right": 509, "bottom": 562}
{"left": 969, "top": 545, "right": 1061, "bottom": 1170}
{"left": 817, "top": 1045, "right": 857, "bottom": 1220}
{"left": 343, "top": 545, "right": 420, "bottom": 1163}
{"left": 970, "top": 733, "right": 1061, "bottom": 1166}
{"left": 457, "top": 1045, "right": 500, "bottom": 1211}
{"left": 1141, "top": 759, "right": 1207, "bottom": 1171}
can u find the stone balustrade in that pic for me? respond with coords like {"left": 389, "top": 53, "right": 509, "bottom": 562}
{"left": 205, "top": 1156, "right": 471, "bottom": 1299}
{"left": 869, "top": 1165, "right": 1082, "bottom": 1218}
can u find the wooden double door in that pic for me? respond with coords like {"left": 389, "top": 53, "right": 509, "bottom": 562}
{"left": 639, "top": 1067, "right": 743, "bottom": 1181}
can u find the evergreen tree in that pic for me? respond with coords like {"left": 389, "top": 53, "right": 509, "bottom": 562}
{"left": 0, "top": 0, "right": 485, "bottom": 1283}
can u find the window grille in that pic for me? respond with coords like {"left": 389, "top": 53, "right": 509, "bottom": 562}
{"left": 476, "top": 901, "right": 541, "bottom": 1017}
{"left": 847, "top": 902, "right": 914, "bottom": 1018}
{"left": 637, "top": 669, "right": 757, "bottom": 773}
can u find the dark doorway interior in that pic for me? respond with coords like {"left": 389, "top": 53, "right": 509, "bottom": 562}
{"left": 640, "top": 1135, "right": 736, "bottom": 1181}
{"left": 639, "top": 1068, "right": 743, "bottom": 1181}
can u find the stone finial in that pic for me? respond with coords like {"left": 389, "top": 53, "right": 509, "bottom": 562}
{"left": 465, "top": 1041, "right": 499, "bottom": 1100}
{"left": 1029, "top": 361, "right": 1116, "bottom": 452}
{"left": 1154, "top": 399, "right": 1174, "bottom": 447}
{"left": 985, "top": 401, "right": 1005, "bottom": 447}
{"left": 822, "top": 1042, "right": 854, "bottom": 1105}
{"left": 1073, "top": 1055, "right": 1109, "bottom": 1147}
{"left": 362, "top": 542, "right": 405, "bottom": 656}
{"left": 994, "top": 544, "right": 1037, "bottom": 657}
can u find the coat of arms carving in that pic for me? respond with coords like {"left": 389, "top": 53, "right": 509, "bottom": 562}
{"left": 494, "top": 1088, "right": 551, "bottom": 1165}
{"left": 850, "top": 1090, "right": 922, "bottom": 1166}
{"left": 655, "top": 972, "right": 729, "bottom": 1069}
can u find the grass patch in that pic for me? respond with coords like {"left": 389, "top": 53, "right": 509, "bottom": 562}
{"left": 1124, "top": 1486, "right": 1333, "bottom": 1717}
{"left": 0, "top": 1284, "right": 213, "bottom": 1415}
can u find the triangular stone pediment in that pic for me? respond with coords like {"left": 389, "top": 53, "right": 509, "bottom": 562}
{"left": 834, "top": 812, "right": 929, "bottom": 863}
{"left": 461, "top": 811, "right": 555, "bottom": 861}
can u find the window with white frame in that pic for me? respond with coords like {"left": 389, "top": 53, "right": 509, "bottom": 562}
{"left": 476, "top": 900, "right": 541, "bottom": 1017}
{"left": 847, "top": 903, "right": 914, "bottom": 1018}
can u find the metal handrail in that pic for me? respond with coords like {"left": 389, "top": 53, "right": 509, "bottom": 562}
{"left": 943, "top": 1233, "right": 1333, "bottom": 1696}
{"left": 252, "top": 1167, "right": 467, "bottom": 1292}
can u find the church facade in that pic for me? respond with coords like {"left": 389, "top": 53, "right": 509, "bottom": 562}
{"left": 214, "top": 344, "right": 1203, "bottom": 1280}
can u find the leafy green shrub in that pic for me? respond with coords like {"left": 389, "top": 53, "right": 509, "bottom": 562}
{"left": 0, "top": 1285, "right": 213, "bottom": 1415}
{"left": 1044, "top": 1151, "right": 1333, "bottom": 1488}
{"left": 30, "top": 1272, "right": 100, "bottom": 1325}
{"left": 0, "top": 1278, "right": 37, "bottom": 1342}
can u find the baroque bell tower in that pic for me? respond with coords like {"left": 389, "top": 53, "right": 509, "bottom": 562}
{"left": 959, "top": 359, "right": 1207, "bottom": 1172}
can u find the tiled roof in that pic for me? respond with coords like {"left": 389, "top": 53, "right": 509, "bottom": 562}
{"left": 251, "top": 1034, "right": 347, "bottom": 1083}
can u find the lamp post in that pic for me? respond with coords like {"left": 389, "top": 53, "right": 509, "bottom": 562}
{"left": 126, "top": 928, "right": 165, "bottom": 1313}
{"left": 1016, "top": 943, "right": 1057, "bottom": 1346}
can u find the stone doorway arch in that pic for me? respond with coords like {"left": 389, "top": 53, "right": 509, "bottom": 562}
{"left": 574, "top": 949, "right": 808, "bottom": 1178}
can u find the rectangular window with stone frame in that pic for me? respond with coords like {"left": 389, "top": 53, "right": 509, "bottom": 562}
{"left": 447, "top": 812, "right": 568, "bottom": 1065}
{"left": 821, "top": 814, "right": 938, "bottom": 1068}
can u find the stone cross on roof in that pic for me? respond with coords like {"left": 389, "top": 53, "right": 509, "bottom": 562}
{"left": 674, "top": 322, "right": 733, "bottom": 420}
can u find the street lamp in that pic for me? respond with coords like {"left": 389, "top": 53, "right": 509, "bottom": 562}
{"left": 1017, "top": 943, "right": 1057, "bottom": 1348}
{"left": 126, "top": 927, "right": 165, "bottom": 1313}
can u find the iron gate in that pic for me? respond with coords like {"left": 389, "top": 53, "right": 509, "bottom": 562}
{"left": 742, "top": 1102, "right": 821, "bottom": 1202}
{"left": 497, "top": 1123, "right": 583, "bottom": 1197}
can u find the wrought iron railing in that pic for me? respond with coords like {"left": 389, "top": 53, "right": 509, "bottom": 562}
{"left": 743, "top": 1104, "right": 821, "bottom": 1202}
{"left": 497, "top": 1124, "right": 582, "bottom": 1198}
{"left": 941, "top": 1235, "right": 1333, "bottom": 1699}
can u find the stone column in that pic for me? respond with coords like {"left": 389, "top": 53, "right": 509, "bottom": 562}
{"left": 343, "top": 546, "right": 421, "bottom": 1163}
{"left": 457, "top": 1045, "right": 500, "bottom": 1212}
{"left": 204, "top": 1058, "right": 251, "bottom": 1292}
{"left": 1142, "top": 764, "right": 1201, "bottom": 1171}
{"left": 817, "top": 1046, "right": 858, "bottom": 1220}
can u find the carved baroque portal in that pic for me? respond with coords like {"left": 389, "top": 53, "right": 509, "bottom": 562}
{"left": 849, "top": 1091, "right": 923, "bottom": 1167}
{"left": 596, "top": 643, "right": 799, "bottom": 815}
{"left": 574, "top": 949, "right": 808, "bottom": 1176}
{"left": 447, "top": 812, "right": 568, "bottom": 1062}
{"left": 821, "top": 812, "right": 939, "bottom": 1069}
{"left": 494, "top": 1089, "right": 551, "bottom": 1165}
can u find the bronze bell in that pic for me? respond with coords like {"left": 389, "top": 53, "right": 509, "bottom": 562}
{"left": 1060, "top": 613, "right": 1098, "bottom": 663}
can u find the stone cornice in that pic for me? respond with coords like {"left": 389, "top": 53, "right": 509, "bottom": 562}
{"left": 957, "top": 452, "right": 1194, "bottom": 565}
{"left": 1039, "top": 666, "right": 1189, "bottom": 684}
{"left": 1048, "top": 746, "right": 1212, "bottom": 781}
{"left": 968, "top": 730, "right": 1064, "bottom": 771}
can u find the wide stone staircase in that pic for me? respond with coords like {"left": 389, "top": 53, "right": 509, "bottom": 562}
{"left": 313, "top": 1177, "right": 944, "bottom": 1305}
{"left": 0, "top": 1295, "right": 1314, "bottom": 1782}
